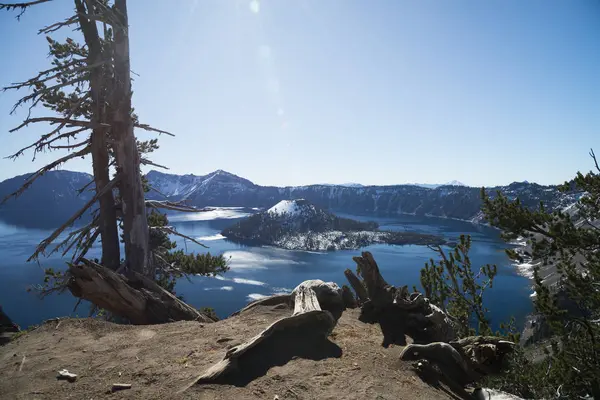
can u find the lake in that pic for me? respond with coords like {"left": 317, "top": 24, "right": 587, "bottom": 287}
{"left": 0, "top": 209, "right": 533, "bottom": 331}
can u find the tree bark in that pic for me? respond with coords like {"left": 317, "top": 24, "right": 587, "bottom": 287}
{"left": 76, "top": 0, "right": 120, "bottom": 269}
{"left": 67, "top": 259, "right": 215, "bottom": 324}
{"left": 112, "top": 0, "right": 152, "bottom": 277}
{"left": 344, "top": 268, "right": 368, "bottom": 304}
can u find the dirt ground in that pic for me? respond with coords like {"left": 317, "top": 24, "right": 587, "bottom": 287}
{"left": 0, "top": 305, "right": 461, "bottom": 400}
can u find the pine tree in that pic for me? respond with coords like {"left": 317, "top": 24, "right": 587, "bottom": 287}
{"left": 482, "top": 150, "right": 600, "bottom": 398}
{"left": 2, "top": 0, "right": 228, "bottom": 323}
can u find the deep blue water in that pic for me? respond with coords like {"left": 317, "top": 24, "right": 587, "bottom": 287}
{"left": 0, "top": 210, "right": 533, "bottom": 331}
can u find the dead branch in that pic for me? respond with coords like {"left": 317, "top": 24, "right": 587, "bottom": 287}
{"left": 49, "top": 139, "right": 89, "bottom": 150}
{"left": 76, "top": 178, "right": 94, "bottom": 194}
{"left": 2, "top": 145, "right": 91, "bottom": 204}
{"left": 9, "top": 116, "right": 97, "bottom": 134}
{"left": 7, "top": 126, "right": 90, "bottom": 160}
{"left": 9, "top": 77, "right": 85, "bottom": 114}
{"left": 591, "top": 148, "right": 600, "bottom": 173}
{"left": 134, "top": 123, "right": 175, "bottom": 137}
{"left": 0, "top": 0, "right": 52, "bottom": 20}
{"left": 38, "top": 14, "right": 78, "bottom": 34}
{"left": 49, "top": 215, "right": 99, "bottom": 256}
{"left": 73, "top": 228, "right": 100, "bottom": 262}
{"left": 146, "top": 200, "right": 213, "bottom": 213}
{"left": 4, "top": 62, "right": 104, "bottom": 91}
{"left": 150, "top": 226, "right": 208, "bottom": 248}
{"left": 27, "top": 176, "right": 119, "bottom": 261}
{"left": 2, "top": 59, "right": 83, "bottom": 91}
{"left": 140, "top": 157, "right": 168, "bottom": 170}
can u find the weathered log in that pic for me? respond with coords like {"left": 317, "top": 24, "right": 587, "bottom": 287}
{"left": 67, "top": 259, "right": 214, "bottom": 324}
{"left": 401, "top": 337, "right": 516, "bottom": 385}
{"left": 189, "top": 280, "right": 342, "bottom": 388}
{"left": 343, "top": 268, "right": 368, "bottom": 304}
{"left": 230, "top": 294, "right": 291, "bottom": 317}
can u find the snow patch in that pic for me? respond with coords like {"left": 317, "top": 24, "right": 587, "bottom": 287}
{"left": 247, "top": 293, "right": 268, "bottom": 301}
{"left": 197, "top": 234, "right": 225, "bottom": 241}
{"left": 268, "top": 200, "right": 305, "bottom": 216}
{"left": 232, "top": 278, "right": 266, "bottom": 286}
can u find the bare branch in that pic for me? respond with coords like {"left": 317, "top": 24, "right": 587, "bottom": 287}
{"left": 0, "top": 0, "right": 52, "bottom": 20}
{"left": 591, "top": 148, "right": 600, "bottom": 173}
{"left": 49, "top": 215, "right": 98, "bottom": 256}
{"left": 74, "top": 228, "right": 100, "bottom": 263}
{"left": 140, "top": 157, "right": 168, "bottom": 170}
{"left": 49, "top": 139, "right": 89, "bottom": 150}
{"left": 2, "top": 59, "right": 83, "bottom": 91}
{"left": 150, "top": 226, "right": 209, "bottom": 248}
{"left": 146, "top": 200, "right": 213, "bottom": 213}
{"left": 9, "top": 116, "right": 99, "bottom": 134}
{"left": 4, "top": 62, "right": 103, "bottom": 91}
{"left": 28, "top": 177, "right": 119, "bottom": 261}
{"left": 38, "top": 14, "right": 78, "bottom": 34}
{"left": 2, "top": 146, "right": 90, "bottom": 204}
{"left": 76, "top": 178, "right": 94, "bottom": 195}
{"left": 9, "top": 77, "right": 85, "bottom": 114}
{"left": 134, "top": 123, "right": 175, "bottom": 137}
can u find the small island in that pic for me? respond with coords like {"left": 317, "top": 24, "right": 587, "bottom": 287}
{"left": 221, "top": 199, "right": 444, "bottom": 251}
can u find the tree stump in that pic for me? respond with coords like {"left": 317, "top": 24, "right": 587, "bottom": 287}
{"left": 188, "top": 280, "right": 343, "bottom": 388}
{"left": 344, "top": 251, "right": 456, "bottom": 346}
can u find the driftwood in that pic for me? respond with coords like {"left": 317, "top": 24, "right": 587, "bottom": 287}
{"left": 189, "top": 280, "right": 343, "bottom": 388}
{"left": 67, "top": 259, "right": 215, "bottom": 324}
{"left": 345, "top": 252, "right": 456, "bottom": 347}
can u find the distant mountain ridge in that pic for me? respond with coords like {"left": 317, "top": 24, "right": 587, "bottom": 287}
{"left": 0, "top": 169, "right": 579, "bottom": 227}
{"left": 147, "top": 169, "right": 577, "bottom": 222}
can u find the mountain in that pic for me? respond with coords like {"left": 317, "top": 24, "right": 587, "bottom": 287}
{"left": 0, "top": 169, "right": 580, "bottom": 227}
{"left": 221, "top": 199, "right": 443, "bottom": 251}
{"left": 146, "top": 170, "right": 578, "bottom": 222}
{"left": 0, "top": 170, "right": 93, "bottom": 228}
{"left": 411, "top": 181, "right": 466, "bottom": 189}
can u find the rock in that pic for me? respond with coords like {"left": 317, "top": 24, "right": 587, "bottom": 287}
{"left": 56, "top": 369, "right": 77, "bottom": 382}
{"left": 111, "top": 383, "right": 132, "bottom": 392}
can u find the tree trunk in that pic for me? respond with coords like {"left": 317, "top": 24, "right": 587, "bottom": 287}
{"left": 67, "top": 259, "right": 215, "bottom": 324}
{"left": 112, "top": 0, "right": 152, "bottom": 277}
{"left": 76, "top": 0, "right": 120, "bottom": 269}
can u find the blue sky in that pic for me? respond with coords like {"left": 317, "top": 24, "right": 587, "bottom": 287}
{"left": 1, "top": 0, "right": 599, "bottom": 187}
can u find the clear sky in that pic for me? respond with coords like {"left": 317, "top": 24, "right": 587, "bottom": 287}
{"left": 1, "top": 0, "right": 599, "bottom": 187}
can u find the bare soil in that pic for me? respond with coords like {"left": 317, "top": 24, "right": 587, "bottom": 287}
{"left": 0, "top": 305, "right": 460, "bottom": 399}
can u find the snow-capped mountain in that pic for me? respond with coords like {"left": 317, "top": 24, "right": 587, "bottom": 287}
{"left": 0, "top": 168, "right": 580, "bottom": 227}
{"left": 221, "top": 199, "right": 442, "bottom": 251}
{"left": 146, "top": 169, "right": 255, "bottom": 202}
{"left": 411, "top": 180, "right": 466, "bottom": 189}
{"left": 146, "top": 170, "right": 578, "bottom": 222}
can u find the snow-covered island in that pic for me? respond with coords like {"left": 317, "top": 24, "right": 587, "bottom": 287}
{"left": 221, "top": 199, "right": 444, "bottom": 251}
